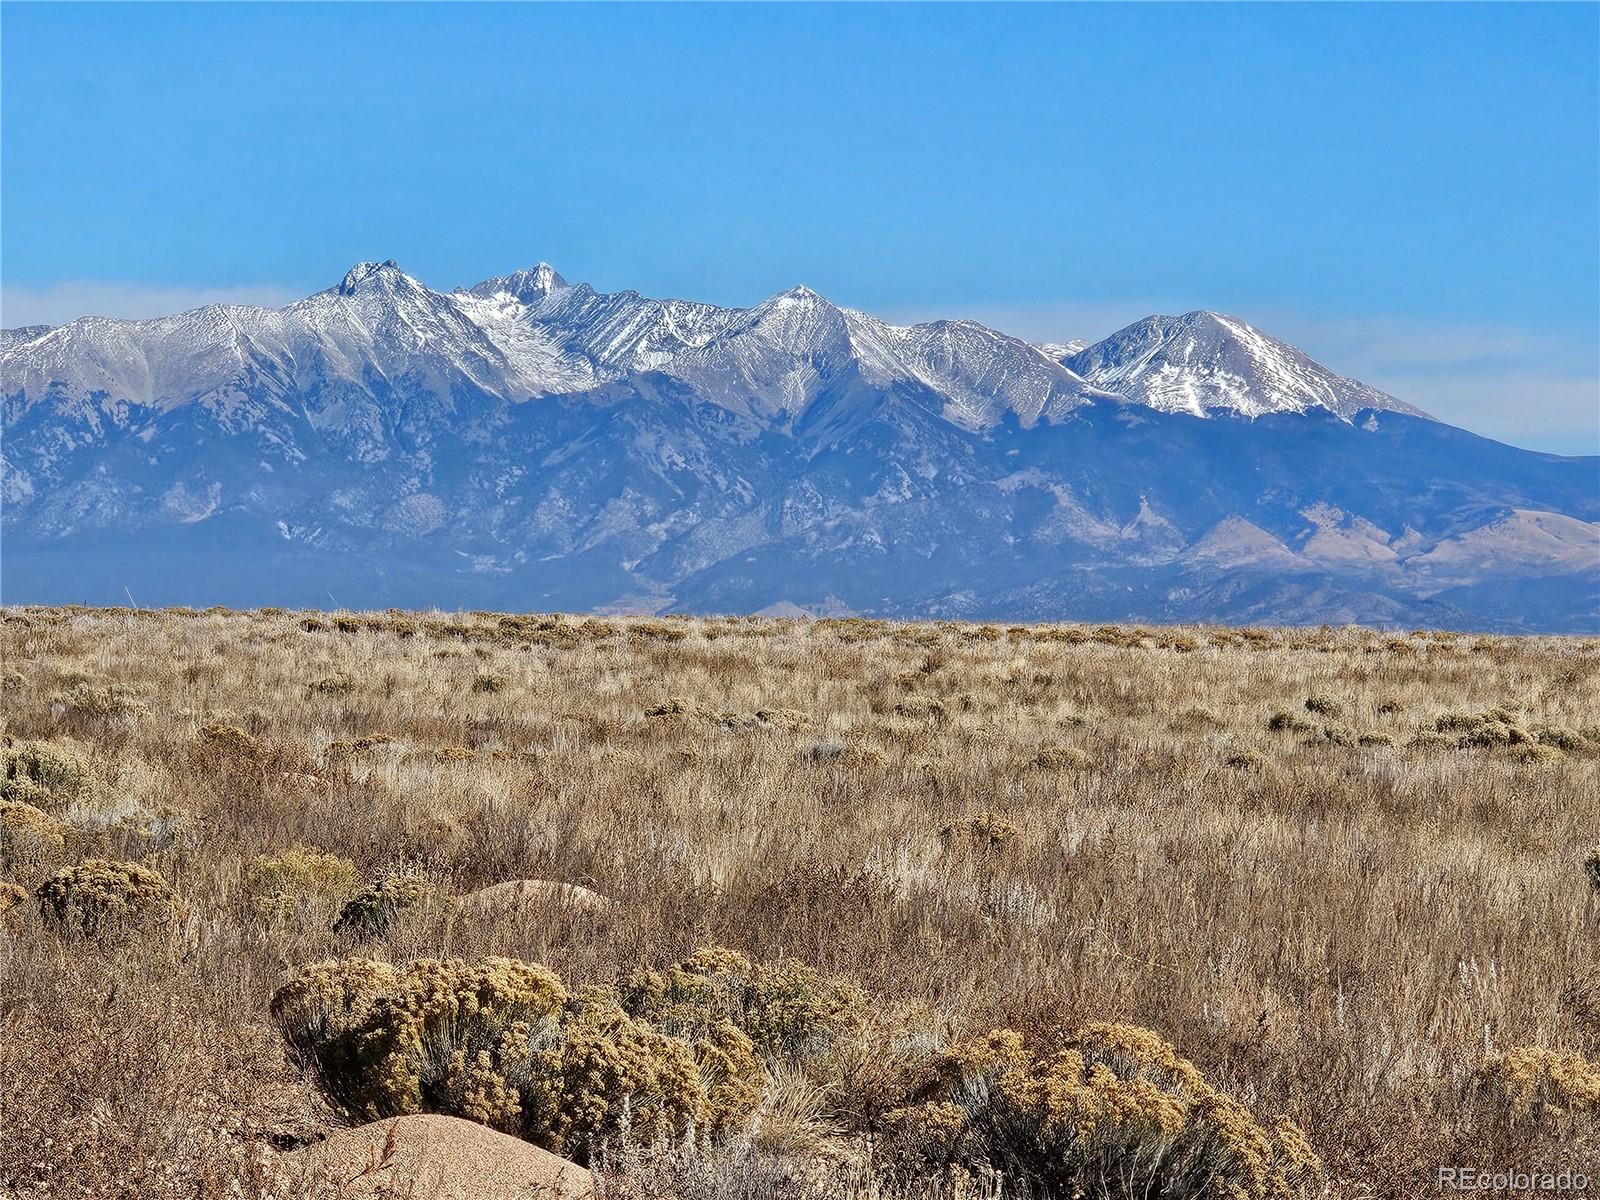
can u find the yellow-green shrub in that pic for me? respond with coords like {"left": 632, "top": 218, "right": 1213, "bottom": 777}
{"left": 271, "top": 955, "right": 763, "bottom": 1158}
{"left": 35, "top": 857, "right": 181, "bottom": 937}
{"left": 248, "top": 844, "right": 361, "bottom": 922}
{"left": 0, "top": 798, "right": 67, "bottom": 882}
{"left": 1480, "top": 1045, "right": 1600, "bottom": 1125}
{"left": 890, "top": 1023, "right": 1321, "bottom": 1200}
{"left": 518, "top": 985, "right": 753, "bottom": 1152}
{"left": 0, "top": 879, "right": 27, "bottom": 923}
{"left": 2, "top": 739, "right": 96, "bottom": 812}
{"left": 620, "top": 945, "right": 868, "bottom": 1066}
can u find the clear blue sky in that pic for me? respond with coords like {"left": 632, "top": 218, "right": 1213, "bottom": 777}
{"left": 3, "top": 2, "right": 1597, "bottom": 452}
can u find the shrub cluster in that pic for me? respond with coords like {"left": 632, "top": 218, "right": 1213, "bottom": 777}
{"left": 646, "top": 698, "right": 812, "bottom": 732}
{"left": 34, "top": 857, "right": 181, "bottom": 937}
{"left": 885, "top": 1023, "right": 1321, "bottom": 1199}
{"left": 1480, "top": 1045, "right": 1600, "bottom": 1125}
{"left": 248, "top": 844, "right": 362, "bottom": 923}
{"left": 619, "top": 946, "right": 868, "bottom": 1065}
{"left": 56, "top": 683, "right": 149, "bottom": 720}
{"left": 332, "top": 869, "right": 439, "bottom": 939}
{"left": 0, "top": 798, "right": 68, "bottom": 883}
{"left": 1430, "top": 708, "right": 1591, "bottom": 761}
{"left": 272, "top": 951, "right": 770, "bottom": 1159}
{"left": 2, "top": 739, "right": 96, "bottom": 812}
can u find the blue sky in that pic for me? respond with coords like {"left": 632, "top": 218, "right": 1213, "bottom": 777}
{"left": 3, "top": 2, "right": 1596, "bottom": 453}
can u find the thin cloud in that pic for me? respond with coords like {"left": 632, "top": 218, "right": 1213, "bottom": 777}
{"left": 1, "top": 281, "right": 303, "bottom": 328}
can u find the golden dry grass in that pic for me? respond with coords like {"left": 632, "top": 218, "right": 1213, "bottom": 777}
{"left": 2, "top": 606, "right": 1598, "bottom": 1197}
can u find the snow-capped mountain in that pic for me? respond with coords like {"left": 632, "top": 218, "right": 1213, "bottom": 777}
{"left": 3, "top": 262, "right": 1595, "bottom": 631}
{"left": 1064, "top": 310, "right": 1427, "bottom": 419}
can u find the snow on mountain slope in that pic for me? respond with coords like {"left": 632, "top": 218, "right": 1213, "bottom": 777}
{"left": 1037, "top": 339, "right": 1090, "bottom": 360}
{"left": 3, "top": 261, "right": 557, "bottom": 424}
{"left": 3, "top": 263, "right": 1430, "bottom": 436}
{"left": 1066, "top": 311, "right": 1430, "bottom": 419}
{"left": 886, "top": 321, "right": 1114, "bottom": 427}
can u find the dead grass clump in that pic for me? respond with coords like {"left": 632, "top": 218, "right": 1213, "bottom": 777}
{"left": 752, "top": 707, "right": 812, "bottom": 732}
{"left": 630, "top": 620, "right": 690, "bottom": 643}
{"left": 1407, "top": 729, "right": 1455, "bottom": 751}
{"left": 893, "top": 697, "right": 948, "bottom": 721}
{"left": 807, "top": 741, "right": 888, "bottom": 771}
{"left": 1031, "top": 745, "right": 1093, "bottom": 771}
{"left": 1224, "top": 748, "right": 1268, "bottom": 770}
{"left": 472, "top": 671, "right": 511, "bottom": 694}
{"left": 646, "top": 696, "right": 707, "bottom": 719}
{"left": 34, "top": 857, "right": 181, "bottom": 938}
{"left": 939, "top": 813, "right": 1021, "bottom": 848}
{"left": 1304, "top": 695, "right": 1343, "bottom": 718}
{"left": 1532, "top": 724, "right": 1591, "bottom": 753}
{"left": 0, "top": 879, "right": 27, "bottom": 922}
{"left": 1311, "top": 723, "right": 1355, "bottom": 748}
{"left": 197, "top": 721, "right": 264, "bottom": 764}
{"left": 306, "top": 673, "right": 355, "bottom": 697}
{"left": 1266, "top": 711, "right": 1312, "bottom": 734}
{"left": 324, "top": 733, "right": 396, "bottom": 762}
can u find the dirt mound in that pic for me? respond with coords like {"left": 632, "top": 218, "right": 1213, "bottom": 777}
{"left": 282, "top": 1114, "right": 595, "bottom": 1199}
{"left": 457, "top": 878, "right": 612, "bottom": 917}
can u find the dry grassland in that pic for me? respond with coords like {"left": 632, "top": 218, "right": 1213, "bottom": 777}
{"left": 2, "top": 607, "right": 1597, "bottom": 1198}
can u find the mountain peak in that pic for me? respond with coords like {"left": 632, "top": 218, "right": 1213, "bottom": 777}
{"left": 467, "top": 263, "right": 569, "bottom": 303}
{"left": 336, "top": 259, "right": 410, "bottom": 296}
{"left": 1067, "top": 310, "right": 1429, "bottom": 421}
{"left": 774, "top": 284, "right": 825, "bottom": 303}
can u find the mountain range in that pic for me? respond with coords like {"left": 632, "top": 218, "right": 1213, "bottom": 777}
{"left": 2, "top": 261, "right": 1595, "bottom": 630}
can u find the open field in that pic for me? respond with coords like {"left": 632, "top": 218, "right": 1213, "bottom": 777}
{"left": 2, "top": 606, "right": 1598, "bottom": 1198}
